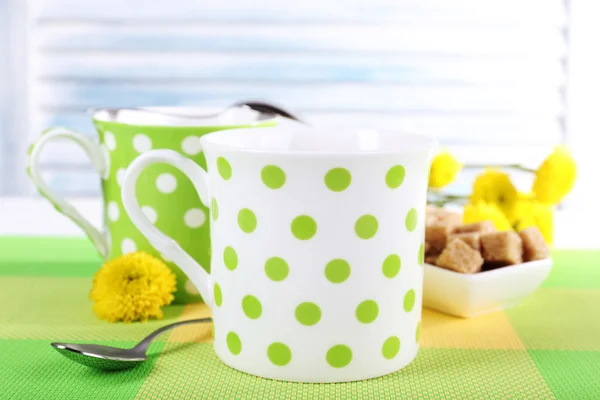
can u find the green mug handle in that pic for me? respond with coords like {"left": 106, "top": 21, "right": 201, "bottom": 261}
{"left": 27, "top": 127, "right": 110, "bottom": 258}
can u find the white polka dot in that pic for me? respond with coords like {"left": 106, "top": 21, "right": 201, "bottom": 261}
{"left": 181, "top": 136, "right": 202, "bottom": 155}
{"left": 121, "top": 238, "right": 137, "bottom": 254}
{"left": 133, "top": 134, "right": 152, "bottom": 153}
{"left": 104, "top": 131, "right": 116, "bottom": 151}
{"left": 156, "top": 173, "right": 177, "bottom": 193}
{"left": 184, "top": 208, "right": 206, "bottom": 228}
{"left": 185, "top": 279, "right": 199, "bottom": 295}
{"left": 116, "top": 168, "right": 127, "bottom": 186}
{"left": 107, "top": 201, "right": 120, "bottom": 222}
{"left": 141, "top": 205, "right": 158, "bottom": 224}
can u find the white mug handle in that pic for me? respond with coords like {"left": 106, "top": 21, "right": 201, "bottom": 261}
{"left": 28, "top": 128, "right": 110, "bottom": 258}
{"left": 122, "top": 149, "right": 213, "bottom": 306}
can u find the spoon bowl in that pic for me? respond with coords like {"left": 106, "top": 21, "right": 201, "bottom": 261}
{"left": 51, "top": 343, "right": 147, "bottom": 371}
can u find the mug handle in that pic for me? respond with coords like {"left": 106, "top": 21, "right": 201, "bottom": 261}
{"left": 121, "top": 149, "right": 213, "bottom": 306}
{"left": 27, "top": 127, "right": 110, "bottom": 258}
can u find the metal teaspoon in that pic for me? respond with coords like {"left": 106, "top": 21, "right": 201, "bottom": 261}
{"left": 51, "top": 317, "right": 212, "bottom": 371}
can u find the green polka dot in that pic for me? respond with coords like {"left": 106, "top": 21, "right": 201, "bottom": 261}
{"left": 405, "top": 208, "right": 418, "bottom": 232}
{"left": 291, "top": 215, "right": 317, "bottom": 240}
{"left": 386, "top": 165, "right": 405, "bottom": 188}
{"left": 356, "top": 300, "right": 379, "bottom": 324}
{"left": 295, "top": 302, "right": 322, "bottom": 326}
{"left": 382, "top": 254, "right": 401, "bottom": 278}
{"left": 217, "top": 157, "right": 232, "bottom": 180}
{"left": 416, "top": 321, "right": 421, "bottom": 342}
{"left": 264, "top": 257, "right": 289, "bottom": 282}
{"left": 382, "top": 336, "right": 400, "bottom": 360}
{"left": 223, "top": 246, "right": 238, "bottom": 271}
{"left": 226, "top": 331, "right": 241, "bottom": 355}
{"left": 261, "top": 165, "right": 286, "bottom": 189}
{"left": 418, "top": 243, "right": 425, "bottom": 266}
{"left": 238, "top": 208, "right": 257, "bottom": 233}
{"left": 324, "top": 168, "right": 352, "bottom": 192}
{"left": 326, "top": 345, "right": 352, "bottom": 368}
{"left": 213, "top": 282, "right": 222, "bottom": 307}
{"left": 267, "top": 342, "right": 292, "bottom": 366}
{"left": 354, "top": 215, "right": 378, "bottom": 239}
{"left": 404, "top": 289, "right": 416, "bottom": 312}
{"left": 211, "top": 198, "right": 218, "bottom": 221}
{"left": 242, "top": 295, "right": 262, "bottom": 319}
{"left": 324, "top": 259, "right": 351, "bottom": 283}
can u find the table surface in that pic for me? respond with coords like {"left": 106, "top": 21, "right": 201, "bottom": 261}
{"left": 1, "top": 237, "right": 599, "bottom": 400}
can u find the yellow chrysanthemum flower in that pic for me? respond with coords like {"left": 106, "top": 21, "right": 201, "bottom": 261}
{"left": 514, "top": 201, "right": 554, "bottom": 245}
{"left": 90, "top": 252, "right": 176, "bottom": 323}
{"left": 428, "top": 149, "right": 462, "bottom": 189}
{"left": 518, "top": 191, "right": 535, "bottom": 201}
{"left": 533, "top": 146, "right": 577, "bottom": 205}
{"left": 463, "top": 201, "right": 512, "bottom": 231}
{"left": 505, "top": 192, "right": 534, "bottom": 224}
{"left": 470, "top": 169, "right": 518, "bottom": 216}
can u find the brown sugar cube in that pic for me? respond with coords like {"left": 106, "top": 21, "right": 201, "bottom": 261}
{"left": 425, "top": 209, "right": 461, "bottom": 252}
{"left": 426, "top": 205, "right": 442, "bottom": 225}
{"left": 424, "top": 241, "right": 431, "bottom": 254}
{"left": 425, "top": 254, "right": 439, "bottom": 265}
{"left": 447, "top": 231, "right": 480, "bottom": 251}
{"left": 426, "top": 222, "right": 454, "bottom": 252}
{"left": 436, "top": 238, "right": 484, "bottom": 274}
{"left": 426, "top": 205, "right": 462, "bottom": 226}
{"left": 426, "top": 204, "right": 440, "bottom": 215}
{"left": 480, "top": 231, "right": 523, "bottom": 265}
{"left": 426, "top": 213, "right": 439, "bottom": 226}
{"left": 437, "top": 210, "right": 462, "bottom": 227}
{"left": 519, "top": 227, "right": 551, "bottom": 261}
{"left": 454, "top": 220, "right": 496, "bottom": 234}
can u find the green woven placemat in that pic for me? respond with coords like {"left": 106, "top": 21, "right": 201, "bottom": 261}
{"left": 1, "top": 237, "right": 599, "bottom": 399}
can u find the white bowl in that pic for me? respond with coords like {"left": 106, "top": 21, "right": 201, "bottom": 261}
{"left": 423, "top": 258, "right": 552, "bottom": 318}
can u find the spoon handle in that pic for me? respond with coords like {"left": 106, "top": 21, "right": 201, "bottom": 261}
{"left": 123, "top": 101, "right": 304, "bottom": 122}
{"left": 239, "top": 101, "right": 306, "bottom": 123}
{"left": 132, "top": 317, "right": 212, "bottom": 352}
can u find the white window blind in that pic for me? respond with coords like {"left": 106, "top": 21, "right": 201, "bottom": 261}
{"left": 2, "top": 0, "right": 568, "bottom": 197}
{"left": 0, "top": 1, "right": 6, "bottom": 195}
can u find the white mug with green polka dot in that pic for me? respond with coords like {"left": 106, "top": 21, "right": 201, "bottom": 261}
{"left": 122, "top": 126, "right": 437, "bottom": 382}
{"left": 27, "top": 107, "right": 277, "bottom": 304}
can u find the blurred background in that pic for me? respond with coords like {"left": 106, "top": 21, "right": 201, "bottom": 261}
{"left": 0, "top": 0, "right": 598, "bottom": 244}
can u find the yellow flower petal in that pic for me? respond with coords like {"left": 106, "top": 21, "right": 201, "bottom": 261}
{"left": 428, "top": 149, "right": 462, "bottom": 189}
{"left": 532, "top": 203, "right": 554, "bottom": 245}
{"left": 89, "top": 252, "right": 176, "bottom": 323}
{"left": 470, "top": 168, "right": 518, "bottom": 216}
{"left": 463, "top": 201, "right": 512, "bottom": 231}
{"left": 518, "top": 191, "right": 535, "bottom": 201}
{"left": 507, "top": 197, "right": 531, "bottom": 224}
{"left": 514, "top": 201, "right": 554, "bottom": 246}
{"left": 533, "top": 146, "right": 577, "bottom": 205}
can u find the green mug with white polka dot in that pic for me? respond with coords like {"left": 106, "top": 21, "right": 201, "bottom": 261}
{"left": 122, "top": 126, "right": 437, "bottom": 382}
{"left": 27, "top": 106, "right": 277, "bottom": 303}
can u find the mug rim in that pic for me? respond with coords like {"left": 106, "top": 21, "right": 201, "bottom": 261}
{"left": 88, "top": 106, "right": 279, "bottom": 128}
{"left": 200, "top": 126, "right": 438, "bottom": 156}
